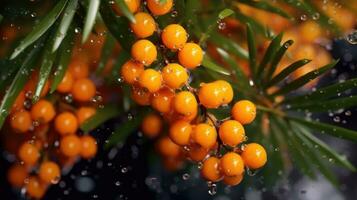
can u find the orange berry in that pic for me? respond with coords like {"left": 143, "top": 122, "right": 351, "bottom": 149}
{"left": 299, "top": 21, "right": 322, "bottom": 43}
{"left": 201, "top": 156, "right": 222, "bottom": 182}
{"left": 113, "top": 0, "right": 140, "bottom": 14}
{"left": 178, "top": 43, "right": 203, "bottom": 69}
{"left": 121, "top": 60, "right": 144, "bottom": 84}
{"left": 71, "top": 78, "right": 96, "bottom": 102}
{"left": 162, "top": 24, "right": 187, "bottom": 50}
{"left": 54, "top": 112, "right": 78, "bottom": 135}
{"left": 231, "top": 100, "right": 256, "bottom": 125}
{"left": 130, "top": 12, "right": 156, "bottom": 38}
{"left": 131, "top": 39, "right": 157, "bottom": 66}
{"left": 219, "top": 120, "right": 245, "bottom": 147}
{"left": 60, "top": 135, "right": 81, "bottom": 157}
{"left": 26, "top": 176, "right": 46, "bottom": 199}
{"left": 223, "top": 174, "right": 243, "bottom": 186}
{"left": 31, "top": 99, "right": 56, "bottom": 123}
{"left": 80, "top": 135, "right": 97, "bottom": 159}
{"left": 192, "top": 123, "right": 217, "bottom": 149}
{"left": 56, "top": 70, "right": 74, "bottom": 93}
{"left": 18, "top": 142, "right": 40, "bottom": 165}
{"left": 138, "top": 69, "right": 162, "bottom": 92}
{"left": 7, "top": 164, "right": 28, "bottom": 187}
{"left": 39, "top": 161, "right": 60, "bottom": 184}
{"left": 187, "top": 144, "right": 208, "bottom": 162}
{"left": 147, "top": 0, "right": 173, "bottom": 16}
{"left": 162, "top": 63, "right": 188, "bottom": 89}
{"left": 141, "top": 114, "right": 162, "bottom": 138}
{"left": 131, "top": 86, "right": 151, "bottom": 105}
{"left": 173, "top": 91, "right": 197, "bottom": 116}
{"left": 156, "top": 136, "right": 181, "bottom": 157}
{"left": 198, "top": 80, "right": 233, "bottom": 108}
{"left": 220, "top": 152, "right": 244, "bottom": 176}
{"left": 10, "top": 110, "right": 32, "bottom": 133}
{"left": 11, "top": 90, "right": 25, "bottom": 112}
{"left": 215, "top": 80, "right": 233, "bottom": 104}
{"left": 241, "top": 143, "right": 267, "bottom": 169}
{"left": 68, "top": 58, "right": 89, "bottom": 79}
{"left": 76, "top": 107, "right": 96, "bottom": 125}
{"left": 151, "top": 88, "right": 174, "bottom": 113}
{"left": 169, "top": 120, "right": 192, "bottom": 146}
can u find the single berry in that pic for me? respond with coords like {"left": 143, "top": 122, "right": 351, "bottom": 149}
{"left": 147, "top": 0, "right": 173, "bottom": 16}
{"left": 130, "top": 12, "right": 156, "bottom": 38}
{"left": 201, "top": 156, "right": 223, "bottom": 182}
{"left": 231, "top": 100, "right": 256, "bottom": 125}
{"left": 121, "top": 60, "right": 144, "bottom": 84}
{"left": 156, "top": 136, "right": 181, "bottom": 157}
{"left": 178, "top": 43, "right": 203, "bottom": 69}
{"left": 56, "top": 70, "right": 74, "bottom": 93}
{"left": 131, "top": 39, "right": 157, "bottom": 66}
{"left": 76, "top": 107, "right": 96, "bottom": 125}
{"left": 151, "top": 87, "right": 174, "bottom": 113}
{"left": 162, "top": 63, "right": 188, "bottom": 89}
{"left": 80, "top": 135, "right": 98, "bottom": 159}
{"left": 162, "top": 24, "right": 187, "bottom": 50}
{"left": 7, "top": 164, "right": 28, "bottom": 188}
{"left": 54, "top": 112, "right": 78, "bottom": 135}
{"left": 31, "top": 99, "right": 56, "bottom": 123}
{"left": 169, "top": 120, "right": 192, "bottom": 146}
{"left": 223, "top": 174, "right": 243, "bottom": 186}
{"left": 39, "top": 161, "right": 61, "bottom": 184}
{"left": 25, "top": 176, "right": 46, "bottom": 199}
{"left": 18, "top": 142, "right": 40, "bottom": 165}
{"left": 138, "top": 69, "right": 162, "bottom": 93}
{"left": 60, "top": 135, "right": 81, "bottom": 157}
{"left": 141, "top": 114, "right": 162, "bottom": 138}
{"left": 68, "top": 58, "right": 89, "bottom": 79}
{"left": 71, "top": 78, "right": 96, "bottom": 102}
{"left": 219, "top": 120, "right": 245, "bottom": 147}
{"left": 192, "top": 123, "right": 217, "bottom": 149}
{"left": 173, "top": 91, "right": 197, "bottom": 116}
{"left": 10, "top": 110, "right": 32, "bottom": 133}
{"left": 241, "top": 143, "right": 267, "bottom": 169}
{"left": 220, "top": 152, "right": 244, "bottom": 176}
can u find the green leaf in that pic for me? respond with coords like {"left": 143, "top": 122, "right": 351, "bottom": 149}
{"left": 10, "top": 0, "right": 68, "bottom": 59}
{"left": 218, "top": 8, "right": 234, "bottom": 20}
{"left": 96, "top": 33, "right": 116, "bottom": 75}
{"left": 80, "top": 104, "right": 122, "bottom": 132}
{"left": 289, "top": 96, "right": 357, "bottom": 112}
{"left": 246, "top": 23, "right": 257, "bottom": 75}
{"left": 82, "top": 0, "right": 100, "bottom": 43}
{"left": 209, "top": 32, "right": 248, "bottom": 60}
{"left": 238, "top": 0, "right": 292, "bottom": 19}
{"left": 201, "top": 56, "right": 230, "bottom": 76}
{"left": 52, "top": 0, "right": 78, "bottom": 52}
{"left": 115, "top": 0, "right": 136, "bottom": 23}
{"left": 266, "top": 59, "right": 311, "bottom": 88}
{"left": 0, "top": 14, "right": 3, "bottom": 23}
{"left": 271, "top": 60, "right": 338, "bottom": 96}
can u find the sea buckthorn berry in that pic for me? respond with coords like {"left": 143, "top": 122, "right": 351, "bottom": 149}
{"left": 232, "top": 100, "right": 256, "bottom": 125}
{"left": 130, "top": 12, "right": 156, "bottom": 38}
{"left": 18, "top": 142, "right": 40, "bottom": 165}
{"left": 31, "top": 99, "right": 56, "bottom": 123}
{"left": 60, "top": 135, "right": 81, "bottom": 157}
{"left": 71, "top": 78, "right": 96, "bottom": 102}
{"left": 68, "top": 58, "right": 89, "bottom": 79}
{"left": 173, "top": 91, "right": 197, "bottom": 116}
{"left": 162, "top": 63, "right": 189, "bottom": 89}
{"left": 141, "top": 114, "right": 162, "bottom": 138}
{"left": 192, "top": 123, "right": 217, "bottom": 149}
{"left": 76, "top": 107, "right": 96, "bottom": 125}
{"left": 241, "top": 143, "right": 267, "bottom": 169}
{"left": 201, "top": 156, "right": 223, "bottom": 182}
{"left": 56, "top": 71, "right": 74, "bottom": 93}
{"left": 39, "top": 161, "right": 60, "bottom": 184}
{"left": 7, "top": 164, "right": 27, "bottom": 187}
{"left": 80, "top": 135, "right": 97, "bottom": 159}
{"left": 215, "top": 80, "right": 233, "bottom": 104}
{"left": 113, "top": 0, "right": 141, "bottom": 15}
{"left": 151, "top": 88, "right": 174, "bottom": 113}
{"left": 169, "top": 120, "right": 192, "bottom": 146}
{"left": 121, "top": 60, "right": 144, "bottom": 84}
{"left": 187, "top": 144, "right": 208, "bottom": 162}
{"left": 178, "top": 43, "right": 203, "bottom": 69}
{"left": 10, "top": 110, "right": 32, "bottom": 133}
{"left": 220, "top": 152, "right": 244, "bottom": 176}
{"left": 26, "top": 176, "right": 46, "bottom": 199}
{"left": 156, "top": 136, "right": 181, "bottom": 157}
{"left": 11, "top": 90, "right": 25, "bottom": 112}
{"left": 147, "top": 0, "right": 173, "bottom": 16}
{"left": 54, "top": 112, "right": 78, "bottom": 135}
{"left": 131, "top": 86, "right": 151, "bottom": 105}
{"left": 219, "top": 120, "right": 245, "bottom": 147}
{"left": 138, "top": 69, "right": 162, "bottom": 92}
{"left": 198, "top": 82, "right": 224, "bottom": 108}
{"left": 223, "top": 174, "right": 243, "bottom": 186}
{"left": 131, "top": 39, "right": 157, "bottom": 66}
{"left": 162, "top": 24, "right": 188, "bottom": 50}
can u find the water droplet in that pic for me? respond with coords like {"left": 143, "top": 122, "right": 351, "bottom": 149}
{"left": 346, "top": 30, "right": 357, "bottom": 44}
{"left": 115, "top": 181, "right": 121, "bottom": 186}
{"left": 182, "top": 173, "right": 190, "bottom": 180}
{"left": 333, "top": 116, "right": 340, "bottom": 122}
{"left": 312, "top": 13, "right": 320, "bottom": 20}
{"left": 121, "top": 167, "right": 128, "bottom": 173}
{"left": 300, "top": 14, "right": 307, "bottom": 21}
{"left": 208, "top": 182, "right": 217, "bottom": 195}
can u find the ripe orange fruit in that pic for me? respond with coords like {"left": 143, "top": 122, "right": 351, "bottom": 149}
{"left": 54, "top": 112, "right": 78, "bottom": 135}
{"left": 31, "top": 99, "right": 56, "bottom": 123}
{"left": 173, "top": 91, "right": 197, "bottom": 116}
{"left": 68, "top": 58, "right": 89, "bottom": 79}
{"left": 120, "top": 60, "right": 144, "bottom": 84}
{"left": 169, "top": 120, "right": 192, "bottom": 146}
{"left": 151, "top": 87, "right": 174, "bottom": 113}
{"left": 113, "top": 0, "right": 141, "bottom": 15}
{"left": 220, "top": 152, "right": 244, "bottom": 176}
{"left": 71, "top": 78, "right": 96, "bottom": 102}
{"left": 156, "top": 136, "right": 181, "bottom": 157}
{"left": 10, "top": 110, "right": 32, "bottom": 133}
{"left": 26, "top": 176, "right": 46, "bottom": 199}
{"left": 178, "top": 43, "right": 203, "bottom": 69}
{"left": 138, "top": 69, "right": 162, "bottom": 92}
{"left": 131, "top": 86, "right": 152, "bottom": 106}
{"left": 147, "top": 0, "right": 173, "bottom": 16}
{"left": 219, "top": 120, "right": 245, "bottom": 147}
{"left": 192, "top": 123, "right": 217, "bottom": 149}
{"left": 141, "top": 114, "right": 162, "bottom": 138}
{"left": 60, "top": 135, "right": 81, "bottom": 157}
{"left": 130, "top": 12, "right": 156, "bottom": 38}
{"left": 223, "top": 174, "right": 243, "bottom": 186}
{"left": 11, "top": 90, "right": 25, "bottom": 112}
{"left": 201, "top": 156, "right": 222, "bottom": 182}
{"left": 187, "top": 144, "right": 208, "bottom": 162}
{"left": 80, "top": 135, "right": 97, "bottom": 159}
{"left": 56, "top": 70, "right": 74, "bottom": 93}
{"left": 39, "top": 161, "right": 60, "bottom": 184}
{"left": 198, "top": 80, "right": 233, "bottom": 108}
{"left": 18, "top": 142, "right": 40, "bottom": 165}
{"left": 299, "top": 21, "right": 322, "bottom": 43}
{"left": 162, "top": 24, "right": 187, "bottom": 50}
{"left": 131, "top": 39, "right": 157, "bottom": 66}
{"left": 162, "top": 63, "right": 189, "bottom": 89}
{"left": 215, "top": 80, "right": 233, "bottom": 104}
{"left": 231, "top": 100, "right": 256, "bottom": 125}
{"left": 7, "top": 164, "right": 28, "bottom": 187}
{"left": 241, "top": 143, "right": 267, "bottom": 169}
{"left": 76, "top": 107, "right": 96, "bottom": 125}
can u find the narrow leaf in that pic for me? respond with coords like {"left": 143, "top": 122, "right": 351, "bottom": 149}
{"left": 289, "top": 96, "right": 357, "bottom": 112}
{"left": 218, "top": 8, "right": 234, "bottom": 20}
{"left": 209, "top": 32, "right": 248, "bottom": 59}
{"left": 82, "top": 0, "right": 100, "bottom": 43}
{"left": 246, "top": 23, "right": 257, "bottom": 74}
{"left": 201, "top": 56, "right": 230, "bottom": 76}
{"left": 96, "top": 33, "right": 116, "bottom": 74}
{"left": 115, "top": 0, "right": 136, "bottom": 23}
